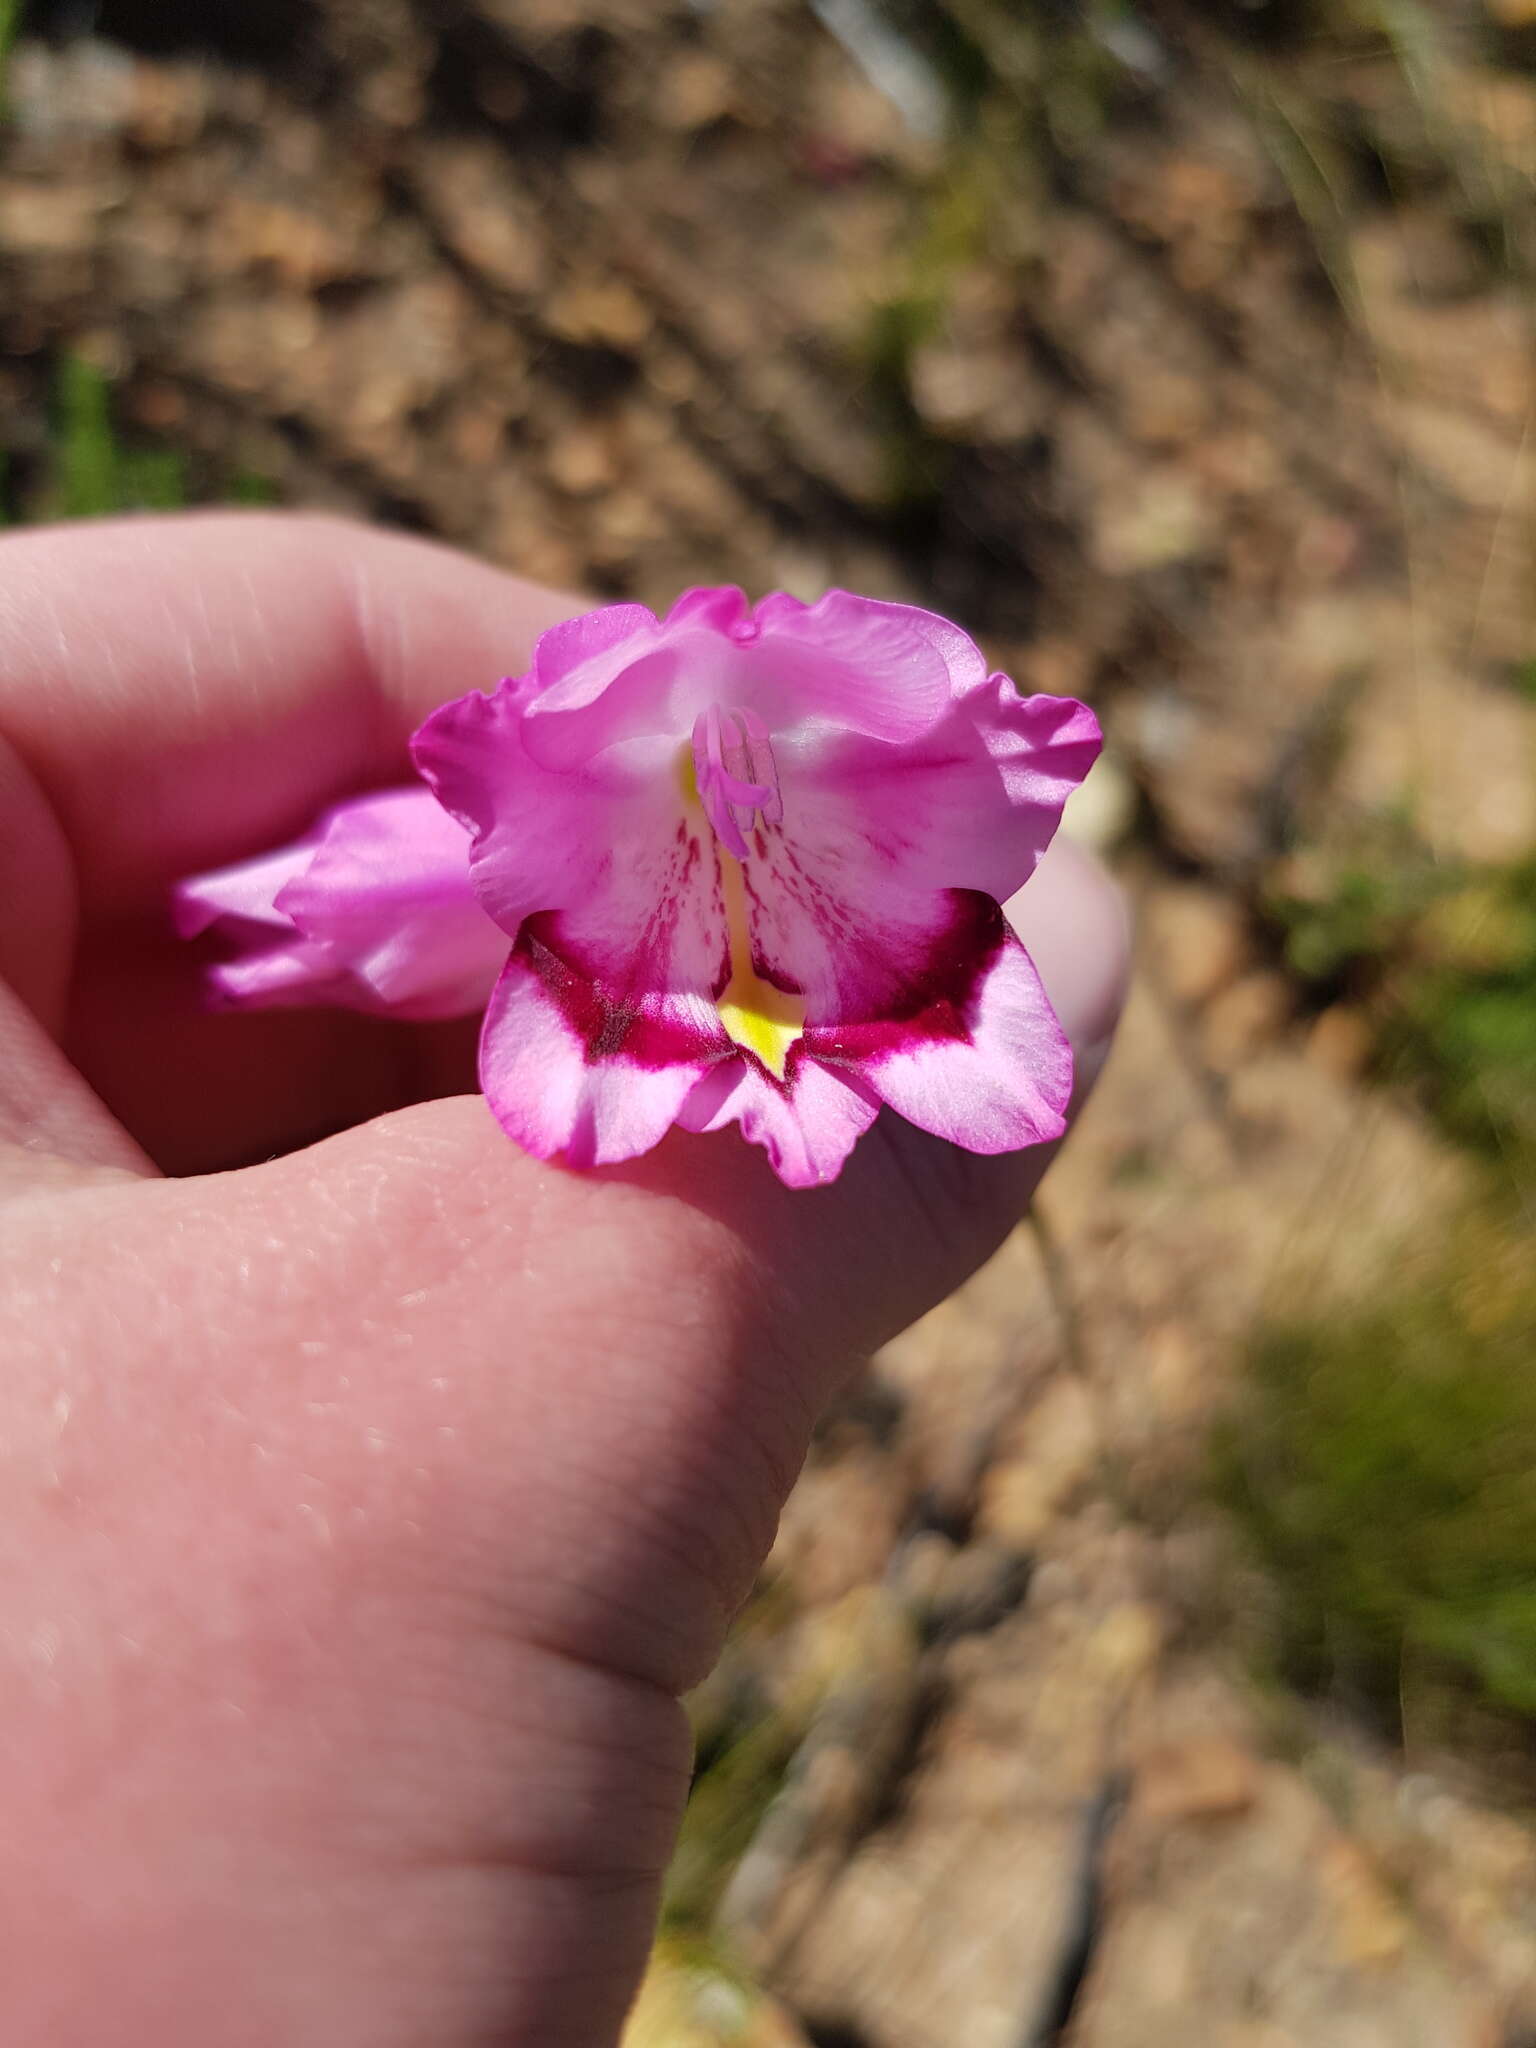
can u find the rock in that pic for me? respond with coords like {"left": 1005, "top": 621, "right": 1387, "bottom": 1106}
{"left": 1091, "top": 465, "right": 1218, "bottom": 574}
{"left": 1200, "top": 971, "right": 1294, "bottom": 1072}
{"left": 909, "top": 338, "right": 1043, "bottom": 439}
{"left": 768, "top": 1449, "right": 907, "bottom": 1608}
{"left": 977, "top": 1377, "right": 1100, "bottom": 1553}
{"left": 1306, "top": 1006, "right": 1375, "bottom": 1082}
{"left": 546, "top": 422, "right": 622, "bottom": 496}
{"left": 1340, "top": 659, "right": 1536, "bottom": 864}
{"left": 0, "top": 178, "right": 118, "bottom": 256}
{"left": 409, "top": 143, "right": 548, "bottom": 297}
{"left": 1086, "top": 1601, "right": 1165, "bottom": 1687}
{"left": 545, "top": 278, "right": 652, "bottom": 350}
{"left": 1133, "top": 1737, "right": 1262, "bottom": 1823}
{"left": 654, "top": 53, "right": 737, "bottom": 132}
{"left": 1143, "top": 883, "right": 1251, "bottom": 1009}
{"left": 1320, "top": 1837, "right": 1411, "bottom": 1968}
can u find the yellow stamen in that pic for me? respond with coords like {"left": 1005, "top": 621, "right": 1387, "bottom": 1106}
{"left": 678, "top": 739, "right": 700, "bottom": 808}
{"left": 716, "top": 850, "right": 804, "bottom": 1081}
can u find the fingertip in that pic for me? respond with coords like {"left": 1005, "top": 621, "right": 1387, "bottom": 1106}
{"left": 1005, "top": 836, "right": 1130, "bottom": 1095}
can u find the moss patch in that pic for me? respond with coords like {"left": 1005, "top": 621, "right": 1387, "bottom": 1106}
{"left": 1223, "top": 1208, "right": 1536, "bottom": 1730}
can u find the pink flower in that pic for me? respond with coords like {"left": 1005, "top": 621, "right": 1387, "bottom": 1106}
{"left": 177, "top": 589, "right": 1100, "bottom": 1187}
{"left": 172, "top": 788, "right": 505, "bottom": 1019}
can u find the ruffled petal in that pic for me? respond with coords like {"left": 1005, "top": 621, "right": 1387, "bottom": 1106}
{"left": 781, "top": 683, "right": 1100, "bottom": 908}
{"left": 967, "top": 682, "right": 1103, "bottom": 851}
{"left": 415, "top": 683, "right": 730, "bottom": 1006}
{"left": 663, "top": 586, "right": 755, "bottom": 637}
{"left": 678, "top": 1054, "right": 879, "bottom": 1188}
{"left": 176, "top": 788, "right": 504, "bottom": 1019}
{"left": 479, "top": 925, "right": 729, "bottom": 1168}
{"left": 457, "top": 588, "right": 987, "bottom": 781}
{"left": 745, "top": 590, "right": 972, "bottom": 742}
{"left": 522, "top": 603, "right": 664, "bottom": 721}
{"left": 812, "top": 899, "right": 1072, "bottom": 1153}
{"left": 415, "top": 682, "right": 605, "bottom": 924}
{"left": 734, "top": 683, "right": 1098, "bottom": 1027}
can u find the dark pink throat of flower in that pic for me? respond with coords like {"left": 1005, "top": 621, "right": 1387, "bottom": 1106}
{"left": 691, "top": 704, "right": 783, "bottom": 860}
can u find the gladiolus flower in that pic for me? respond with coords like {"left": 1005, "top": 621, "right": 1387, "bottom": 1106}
{"left": 176, "top": 588, "right": 1100, "bottom": 1187}
{"left": 173, "top": 788, "right": 505, "bottom": 1019}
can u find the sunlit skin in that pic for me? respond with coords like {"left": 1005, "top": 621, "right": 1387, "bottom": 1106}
{"left": 0, "top": 514, "right": 1128, "bottom": 2047}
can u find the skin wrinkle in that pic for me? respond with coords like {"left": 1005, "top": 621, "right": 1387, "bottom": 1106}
{"left": 525, "top": 1416, "right": 779, "bottom": 1679}
{"left": 320, "top": 1651, "right": 675, "bottom": 1901}
{"left": 316, "top": 1633, "right": 693, "bottom": 1879}
{"left": 439, "top": 1450, "right": 735, "bottom": 1670}
{"left": 379, "top": 1631, "right": 695, "bottom": 1865}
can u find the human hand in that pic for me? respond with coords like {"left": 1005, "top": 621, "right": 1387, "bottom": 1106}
{"left": 0, "top": 514, "right": 1128, "bottom": 2045}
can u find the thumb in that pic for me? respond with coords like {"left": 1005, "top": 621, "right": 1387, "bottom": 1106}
{"left": 216, "top": 833, "right": 1129, "bottom": 1698}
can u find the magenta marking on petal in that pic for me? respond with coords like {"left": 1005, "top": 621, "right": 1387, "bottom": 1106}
{"left": 801, "top": 891, "right": 1072, "bottom": 1154}
{"left": 480, "top": 951, "right": 716, "bottom": 1169}
{"left": 519, "top": 918, "right": 730, "bottom": 1073}
{"left": 808, "top": 893, "right": 1006, "bottom": 1058}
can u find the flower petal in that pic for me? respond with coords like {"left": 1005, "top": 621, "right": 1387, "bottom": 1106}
{"left": 523, "top": 602, "right": 663, "bottom": 719}
{"left": 664, "top": 586, "right": 754, "bottom": 637}
{"left": 479, "top": 926, "right": 728, "bottom": 1168}
{"left": 814, "top": 899, "right": 1072, "bottom": 1153}
{"left": 777, "top": 682, "right": 1101, "bottom": 916}
{"left": 176, "top": 788, "right": 504, "bottom": 1019}
{"left": 415, "top": 684, "right": 731, "bottom": 1008}
{"left": 733, "top": 679, "right": 1098, "bottom": 1029}
{"left": 172, "top": 835, "right": 321, "bottom": 938}
{"left": 678, "top": 1055, "right": 879, "bottom": 1188}
{"left": 413, "top": 681, "right": 614, "bottom": 924}
{"left": 209, "top": 937, "right": 355, "bottom": 1009}
{"left": 277, "top": 789, "right": 506, "bottom": 1018}
{"left": 455, "top": 588, "right": 988, "bottom": 781}
{"left": 746, "top": 590, "right": 974, "bottom": 742}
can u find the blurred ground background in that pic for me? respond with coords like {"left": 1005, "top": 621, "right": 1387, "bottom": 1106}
{"left": 3, "top": 1, "right": 1535, "bottom": 2041}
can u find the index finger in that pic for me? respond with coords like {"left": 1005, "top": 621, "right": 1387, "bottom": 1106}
{"left": 0, "top": 512, "right": 579, "bottom": 916}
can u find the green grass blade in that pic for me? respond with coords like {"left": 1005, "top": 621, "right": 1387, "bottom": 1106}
{"left": 0, "top": 0, "right": 24, "bottom": 119}
{"left": 54, "top": 353, "right": 123, "bottom": 519}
